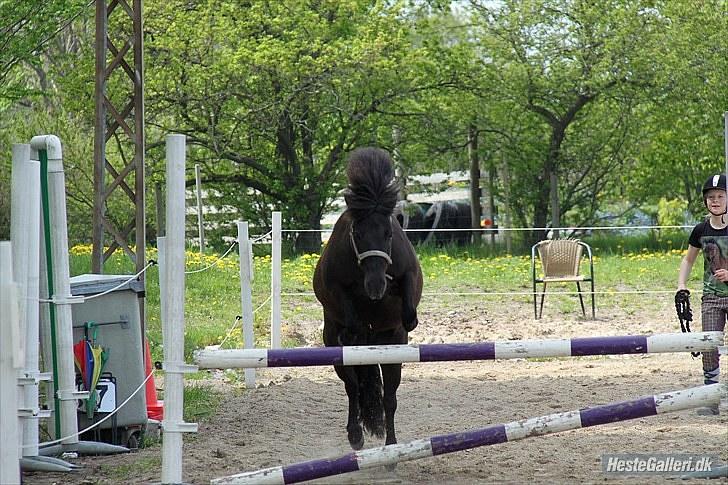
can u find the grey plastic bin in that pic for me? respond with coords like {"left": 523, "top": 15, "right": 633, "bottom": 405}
{"left": 70, "top": 274, "right": 147, "bottom": 439}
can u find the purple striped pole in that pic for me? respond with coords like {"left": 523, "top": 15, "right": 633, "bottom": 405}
{"left": 195, "top": 332, "right": 723, "bottom": 369}
{"left": 212, "top": 384, "right": 720, "bottom": 485}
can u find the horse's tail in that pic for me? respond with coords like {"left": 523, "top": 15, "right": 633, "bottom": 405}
{"left": 357, "top": 365, "right": 384, "bottom": 438}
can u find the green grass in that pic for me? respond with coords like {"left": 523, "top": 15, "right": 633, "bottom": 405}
{"left": 182, "top": 384, "right": 223, "bottom": 422}
{"left": 68, "top": 239, "right": 700, "bottom": 364}
{"left": 99, "top": 456, "right": 161, "bottom": 480}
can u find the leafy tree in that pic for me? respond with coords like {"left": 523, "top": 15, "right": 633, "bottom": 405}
{"left": 622, "top": 0, "right": 728, "bottom": 216}
{"left": 0, "top": 0, "right": 90, "bottom": 105}
{"left": 144, "top": 0, "right": 454, "bottom": 252}
{"left": 467, "top": 0, "right": 669, "bottom": 241}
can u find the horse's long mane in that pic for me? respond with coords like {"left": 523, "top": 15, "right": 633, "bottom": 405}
{"left": 344, "top": 147, "right": 399, "bottom": 220}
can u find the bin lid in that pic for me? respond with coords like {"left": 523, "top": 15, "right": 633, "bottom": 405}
{"left": 70, "top": 274, "right": 145, "bottom": 296}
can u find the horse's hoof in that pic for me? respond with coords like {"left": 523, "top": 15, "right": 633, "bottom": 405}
{"left": 349, "top": 436, "right": 364, "bottom": 450}
{"left": 348, "top": 428, "right": 365, "bottom": 450}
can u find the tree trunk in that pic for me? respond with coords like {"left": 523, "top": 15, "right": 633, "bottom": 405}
{"left": 532, "top": 125, "right": 565, "bottom": 245}
{"left": 550, "top": 170, "right": 560, "bottom": 239}
{"left": 498, "top": 156, "right": 512, "bottom": 254}
{"left": 487, "top": 159, "right": 497, "bottom": 248}
{"left": 293, "top": 187, "right": 324, "bottom": 254}
{"left": 468, "top": 124, "right": 481, "bottom": 244}
{"left": 392, "top": 126, "right": 407, "bottom": 201}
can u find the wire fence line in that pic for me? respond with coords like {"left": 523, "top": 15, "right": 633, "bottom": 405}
{"left": 184, "top": 240, "right": 239, "bottom": 275}
{"left": 185, "top": 223, "right": 688, "bottom": 301}
{"left": 275, "top": 224, "right": 693, "bottom": 235}
{"left": 280, "top": 289, "right": 688, "bottom": 297}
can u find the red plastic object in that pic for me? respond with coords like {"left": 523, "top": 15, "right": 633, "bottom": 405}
{"left": 144, "top": 339, "right": 164, "bottom": 420}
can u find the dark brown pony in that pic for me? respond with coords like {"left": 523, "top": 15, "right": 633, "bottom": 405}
{"left": 313, "top": 147, "right": 423, "bottom": 450}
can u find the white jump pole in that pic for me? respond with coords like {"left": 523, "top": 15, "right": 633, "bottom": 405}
{"left": 195, "top": 331, "right": 724, "bottom": 369}
{"left": 270, "top": 211, "right": 282, "bottom": 349}
{"left": 237, "top": 221, "right": 256, "bottom": 388}
{"left": 31, "top": 135, "right": 86, "bottom": 449}
{"left": 0, "top": 241, "right": 22, "bottom": 485}
{"left": 214, "top": 384, "right": 721, "bottom": 485}
{"left": 161, "top": 134, "right": 198, "bottom": 484}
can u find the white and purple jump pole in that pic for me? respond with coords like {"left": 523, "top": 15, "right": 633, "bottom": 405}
{"left": 195, "top": 332, "right": 723, "bottom": 369}
{"left": 212, "top": 384, "right": 721, "bottom": 485}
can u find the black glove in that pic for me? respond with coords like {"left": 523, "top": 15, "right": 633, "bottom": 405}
{"left": 674, "top": 289, "right": 692, "bottom": 332}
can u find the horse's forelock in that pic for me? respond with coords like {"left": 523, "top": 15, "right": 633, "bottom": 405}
{"left": 344, "top": 147, "right": 398, "bottom": 219}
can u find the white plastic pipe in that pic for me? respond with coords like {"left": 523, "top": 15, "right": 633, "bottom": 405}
{"left": 10, "top": 145, "right": 30, "bottom": 370}
{"left": 0, "top": 241, "right": 21, "bottom": 485}
{"left": 161, "top": 134, "right": 188, "bottom": 484}
{"left": 270, "top": 211, "right": 282, "bottom": 349}
{"left": 237, "top": 222, "right": 256, "bottom": 388}
{"left": 11, "top": 144, "right": 43, "bottom": 456}
{"left": 31, "top": 135, "right": 79, "bottom": 447}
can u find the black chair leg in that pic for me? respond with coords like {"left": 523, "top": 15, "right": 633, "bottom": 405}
{"left": 590, "top": 279, "right": 595, "bottom": 319}
{"left": 539, "top": 283, "right": 547, "bottom": 319}
{"left": 533, "top": 280, "right": 538, "bottom": 319}
{"left": 576, "top": 281, "right": 586, "bottom": 316}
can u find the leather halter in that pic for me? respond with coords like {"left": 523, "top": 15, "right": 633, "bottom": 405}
{"left": 349, "top": 221, "right": 393, "bottom": 266}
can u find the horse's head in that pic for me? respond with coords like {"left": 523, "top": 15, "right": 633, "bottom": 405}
{"left": 350, "top": 213, "right": 393, "bottom": 300}
{"left": 342, "top": 147, "right": 399, "bottom": 300}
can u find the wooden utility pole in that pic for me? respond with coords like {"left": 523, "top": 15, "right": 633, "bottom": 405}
{"left": 92, "top": 0, "right": 145, "bottom": 275}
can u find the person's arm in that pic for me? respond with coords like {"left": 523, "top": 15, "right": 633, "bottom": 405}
{"left": 677, "top": 245, "right": 700, "bottom": 290}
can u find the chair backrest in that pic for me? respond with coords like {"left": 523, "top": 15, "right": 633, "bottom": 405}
{"left": 537, "top": 239, "right": 584, "bottom": 277}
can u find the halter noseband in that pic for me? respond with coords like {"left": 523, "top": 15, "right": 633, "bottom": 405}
{"left": 349, "top": 222, "right": 393, "bottom": 266}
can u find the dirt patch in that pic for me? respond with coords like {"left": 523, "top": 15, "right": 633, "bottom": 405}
{"left": 23, "top": 296, "right": 727, "bottom": 484}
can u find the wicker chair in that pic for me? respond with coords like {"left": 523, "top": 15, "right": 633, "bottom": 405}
{"left": 531, "top": 239, "right": 595, "bottom": 319}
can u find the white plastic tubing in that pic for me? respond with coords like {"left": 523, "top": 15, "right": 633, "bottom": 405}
{"left": 0, "top": 242, "right": 22, "bottom": 484}
{"left": 10, "top": 143, "right": 45, "bottom": 458}
{"left": 160, "top": 134, "right": 198, "bottom": 484}
{"left": 31, "top": 135, "right": 82, "bottom": 447}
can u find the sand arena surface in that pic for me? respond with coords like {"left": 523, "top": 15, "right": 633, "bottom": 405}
{"left": 22, "top": 296, "right": 727, "bottom": 484}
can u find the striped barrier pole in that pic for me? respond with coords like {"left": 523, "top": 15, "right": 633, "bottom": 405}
{"left": 195, "top": 332, "right": 723, "bottom": 369}
{"left": 211, "top": 384, "right": 721, "bottom": 485}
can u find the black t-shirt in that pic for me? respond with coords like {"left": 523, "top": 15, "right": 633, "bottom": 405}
{"left": 688, "top": 220, "right": 728, "bottom": 296}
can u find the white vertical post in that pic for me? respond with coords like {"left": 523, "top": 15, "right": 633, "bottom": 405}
{"left": 0, "top": 241, "right": 21, "bottom": 484}
{"left": 31, "top": 135, "right": 80, "bottom": 448}
{"left": 195, "top": 163, "right": 205, "bottom": 254}
{"left": 270, "top": 211, "right": 282, "bottom": 349}
{"left": 10, "top": 145, "right": 30, "bottom": 372}
{"left": 237, "top": 222, "right": 256, "bottom": 388}
{"left": 11, "top": 144, "right": 43, "bottom": 457}
{"left": 161, "top": 134, "right": 198, "bottom": 484}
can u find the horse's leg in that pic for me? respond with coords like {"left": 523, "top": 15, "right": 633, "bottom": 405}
{"left": 380, "top": 363, "right": 401, "bottom": 446}
{"left": 324, "top": 316, "right": 365, "bottom": 450}
{"left": 399, "top": 272, "right": 419, "bottom": 332}
{"left": 334, "top": 365, "right": 365, "bottom": 450}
